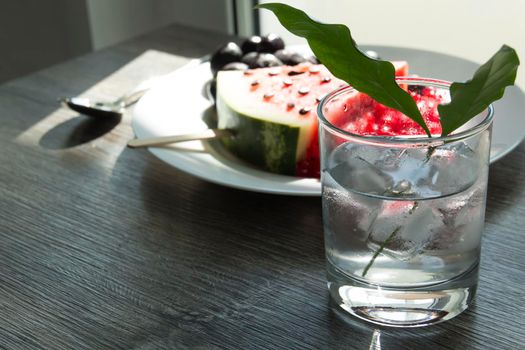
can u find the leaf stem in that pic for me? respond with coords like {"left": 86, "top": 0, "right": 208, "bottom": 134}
{"left": 362, "top": 201, "right": 419, "bottom": 278}
{"left": 423, "top": 146, "right": 437, "bottom": 164}
{"left": 362, "top": 226, "right": 401, "bottom": 278}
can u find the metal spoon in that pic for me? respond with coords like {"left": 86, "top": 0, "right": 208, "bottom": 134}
{"left": 59, "top": 88, "right": 148, "bottom": 118}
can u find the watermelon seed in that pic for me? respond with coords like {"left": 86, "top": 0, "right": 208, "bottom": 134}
{"left": 321, "top": 76, "right": 331, "bottom": 83}
{"left": 309, "top": 66, "right": 321, "bottom": 73}
{"left": 268, "top": 69, "right": 280, "bottom": 76}
{"left": 288, "top": 71, "right": 305, "bottom": 76}
{"left": 299, "top": 107, "right": 311, "bottom": 115}
{"left": 251, "top": 80, "right": 259, "bottom": 86}
{"left": 283, "top": 79, "right": 293, "bottom": 86}
{"left": 263, "top": 92, "right": 274, "bottom": 99}
{"left": 287, "top": 102, "right": 295, "bottom": 109}
{"left": 243, "top": 71, "right": 253, "bottom": 76}
{"left": 315, "top": 95, "right": 325, "bottom": 103}
{"left": 298, "top": 87, "right": 310, "bottom": 95}
{"left": 343, "top": 104, "right": 348, "bottom": 112}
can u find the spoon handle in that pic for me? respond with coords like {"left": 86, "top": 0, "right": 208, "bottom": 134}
{"left": 127, "top": 129, "right": 231, "bottom": 148}
{"left": 116, "top": 88, "right": 150, "bottom": 108}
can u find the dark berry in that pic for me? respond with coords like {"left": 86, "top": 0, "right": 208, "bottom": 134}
{"left": 241, "top": 36, "right": 262, "bottom": 53}
{"left": 258, "top": 33, "right": 285, "bottom": 53}
{"left": 274, "top": 49, "right": 293, "bottom": 64}
{"left": 289, "top": 53, "right": 309, "bottom": 65}
{"left": 221, "top": 62, "right": 249, "bottom": 72}
{"left": 241, "top": 52, "right": 260, "bottom": 68}
{"left": 207, "top": 79, "right": 216, "bottom": 101}
{"left": 254, "top": 53, "right": 283, "bottom": 68}
{"left": 275, "top": 49, "right": 307, "bottom": 66}
{"left": 306, "top": 55, "right": 320, "bottom": 64}
{"left": 210, "top": 42, "right": 242, "bottom": 76}
{"left": 274, "top": 49, "right": 317, "bottom": 66}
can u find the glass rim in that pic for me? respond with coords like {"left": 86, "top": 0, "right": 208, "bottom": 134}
{"left": 317, "top": 77, "right": 494, "bottom": 146}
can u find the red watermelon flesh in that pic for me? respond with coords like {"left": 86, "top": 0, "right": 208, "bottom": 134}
{"left": 327, "top": 86, "right": 444, "bottom": 137}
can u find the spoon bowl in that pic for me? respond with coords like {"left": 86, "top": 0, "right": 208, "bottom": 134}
{"left": 59, "top": 97, "right": 123, "bottom": 118}
{"left": 60, "top": 87, "right": 149, "bottom": 118}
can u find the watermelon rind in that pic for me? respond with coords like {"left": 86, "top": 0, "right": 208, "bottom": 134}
{"left": 216, "top": 70, "right": 314, "bottom": 175}
{"left": 217, "top": 97, "right": 299, "bottom": 174}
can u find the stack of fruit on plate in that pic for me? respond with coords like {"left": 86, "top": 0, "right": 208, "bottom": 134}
{"left": 209, "top": 34, "right": 425, "bottom": 179}
{"left": 209, "top": 33, "right": 319, "bottom": 77}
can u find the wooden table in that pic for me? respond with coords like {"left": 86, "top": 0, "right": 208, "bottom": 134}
{"left": 1, "top": 24, "right": 524, "bottom": 350}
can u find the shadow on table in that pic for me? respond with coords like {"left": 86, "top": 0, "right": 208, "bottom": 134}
{"left": 39, "top": 114, "right": 121, "bottom": 149}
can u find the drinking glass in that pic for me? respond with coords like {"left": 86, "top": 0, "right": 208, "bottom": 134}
{"left": 318, "top": 77, "right": 493, "bottom": 327}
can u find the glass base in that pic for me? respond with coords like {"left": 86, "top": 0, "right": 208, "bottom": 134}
{"left": 327, "top": 262, "right": 478, "bottom": 327}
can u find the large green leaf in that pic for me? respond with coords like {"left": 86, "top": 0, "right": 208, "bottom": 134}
{"left": 438, "top": 45, "right": 519, "bottom": 136}
{"left": 256, "top": 3, "right": 431, "bottom": 136}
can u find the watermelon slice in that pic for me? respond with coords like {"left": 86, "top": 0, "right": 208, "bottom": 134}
{"left": 216, "top": 61, "right": 408, "bottom": 178}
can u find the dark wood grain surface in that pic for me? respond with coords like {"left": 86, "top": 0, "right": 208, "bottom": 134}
{"left": 0, "top": 24, "right": 524, "bottom": 350}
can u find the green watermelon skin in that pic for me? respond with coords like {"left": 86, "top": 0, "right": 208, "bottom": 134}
{"left": 217, "top": 96, "right": 300, "bottom": 175}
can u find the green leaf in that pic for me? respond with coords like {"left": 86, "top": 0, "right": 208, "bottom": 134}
{"left": 438, "top": 45, "right": 519, "bottom": 136}
{"left": 256, "top": 3, "right": 431, "bottom": 136}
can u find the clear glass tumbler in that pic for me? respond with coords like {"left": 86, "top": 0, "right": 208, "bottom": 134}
{"left": 318, "top": 77, "right": 493, "bottom": 327}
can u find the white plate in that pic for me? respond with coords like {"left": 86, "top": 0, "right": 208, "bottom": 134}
{"left": 132, "top": 45, "right": 525, "bottom": 196}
